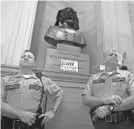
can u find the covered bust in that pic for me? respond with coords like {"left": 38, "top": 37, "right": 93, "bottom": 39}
{"left": 44, "top": 7, "right": 86, "bottom": 48}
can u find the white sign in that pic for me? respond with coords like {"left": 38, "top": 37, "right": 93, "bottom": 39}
{"left": 60, "top": 59, "right": 78, "bottom": 72}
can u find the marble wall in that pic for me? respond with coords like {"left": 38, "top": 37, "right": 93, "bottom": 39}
{"left": 1, "top": 1, "right": 37, "bottom": 66}
{"left": 2, "top": 1, "right": 134, "bottom": 73}
{"left": 30, "top": 1, "right": 101, "bottom": 74}
{"left": 128, "top": 1, "right": 134, "bottom": 42}
{"left": 101, "top": 1, "right": 134, "bottom": 73}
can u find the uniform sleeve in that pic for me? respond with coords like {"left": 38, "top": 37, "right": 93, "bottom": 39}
{"left": 127, "top": 72, "right": 134, "bottom": 95}
{"left": 82, "top": 75, "right": 94, "bottom": 96}
{"left": 43, "top": 78, "right": 63, "bottom": 101}
{"left": 1, "top": 77, "right": 7, "bottom": 102}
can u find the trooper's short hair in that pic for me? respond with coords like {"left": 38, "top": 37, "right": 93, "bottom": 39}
{"left": 22, "top": 50, "right": 36, "bottom": 60}
{"left": 104, "top": 48, "right": 117, "bottom": 57}
{"left": 103, "top": 48, "right": 128, "bottom": 70}
{"left": 104, "top": 48, "right": 122, "bottom": 64}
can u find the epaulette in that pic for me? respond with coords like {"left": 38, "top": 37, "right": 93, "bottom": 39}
{"left": 93, "top": 79, "right": 105, "bottom": 84}
{"left": 1, "top": 72, "right": 18, "bottom": 77}
{"left": 4, "top": 73, "right": 18, "bottom": 82}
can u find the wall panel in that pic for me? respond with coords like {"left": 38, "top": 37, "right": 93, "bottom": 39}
{"left": 1, "top": 1, "right": 37, "bottom": 66}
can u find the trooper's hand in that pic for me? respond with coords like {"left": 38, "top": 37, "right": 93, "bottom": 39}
{"left": 19, "top": 110, "right": 36, "bottom": 126}
{"left": 95, "top": 105, "right": 110, "bottom": 118}
{"left": 102, "top": 95, "right": 122, "bottom": 106}
{"left": 111, "top": 95, "right": 122, "bottom": 106}
{"left": 39, "top": 110, "right": 55, "bottom": 125}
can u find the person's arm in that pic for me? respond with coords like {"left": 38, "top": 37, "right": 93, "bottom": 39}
{"left": 1, "top": 102, "right": 21, "bottom": 119}
{"left": 46, "top": 78, "right": 64, "bottom": 113}
{"left": 114, "top": 95, "right": 134, "bottom": 111}
{"left": 82, "top": 79, "right": 103, "bottom": 107}
{"left": 2, "top": 102, "right": 37, "bottom": 125}
{"left": 82, "top": 75, "right": 106, "bottom": 108}
{"left": 82, "top": 95, "right": 105, "bottom": 107}
{"left": 39, "top": 78, "right": 64, "bottom": 124}
{"left": 1, "top": 77, "right": 20, "bottom": 119}
{"left": 114, "top": 72, "right": 134, "bottom": 111}
{"left": 51, "top": 92, "right": 64, "bottom": 113}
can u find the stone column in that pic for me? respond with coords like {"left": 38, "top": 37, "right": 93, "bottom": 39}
{"left": 101, "top": 1, "right": 134, "bottom": 72}
{"left": 1, "top": 1, "right": 38, "bottom": 66}
{"left": 101, "top": 1, "right": 118, "bottom": 50}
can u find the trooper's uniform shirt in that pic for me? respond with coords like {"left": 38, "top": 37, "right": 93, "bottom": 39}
{"left": 82, "top": 69, "right": 134, "bottom": 101}
{"left": 1, "top": 73, "right": 63, "bottom": 113}
{"left": 82, "top": 69, "right": 134, "bottom": 129}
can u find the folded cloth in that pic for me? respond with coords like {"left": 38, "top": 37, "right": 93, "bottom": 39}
{"left": 54, "top": 7, "right": 79, "bottom": 30}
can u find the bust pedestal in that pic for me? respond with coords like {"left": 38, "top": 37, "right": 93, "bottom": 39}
{"left": 57, "top": 43, "right": 81, "bottom": 53}
{"left": 44, "top": 43, "right": 90, "bottom": 86}
{"left": 44, "top": 44, "right": 91, "bottom": 129}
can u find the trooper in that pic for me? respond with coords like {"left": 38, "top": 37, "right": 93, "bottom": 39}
{"left": 82, "top": 48, "right": 134, "bottom": 129}
{"left": 1, "top": 50, "right": 64, "bottom": 129}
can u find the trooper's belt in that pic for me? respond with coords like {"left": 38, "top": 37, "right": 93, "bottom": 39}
{"left": 91, "top": 111, "right": 131, "bottom": 124}
{"left": 100, "top": 112, "right": 127, "bottom": 123}
{"left": 2, "top": 114, "right": 44, "bottom": 129}
{"left": 2, "top": 117, "right": 29, "bottom": 129}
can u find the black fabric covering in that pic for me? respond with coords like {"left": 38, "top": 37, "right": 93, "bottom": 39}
{"left": 54, "top": 7, "right": 79, "bottom": 30}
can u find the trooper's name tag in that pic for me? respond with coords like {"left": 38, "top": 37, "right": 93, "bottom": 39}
{"left": 5, "top": 84, "right": 20, "bottom": 91}
{"left": 29, "top": 84, "right": 42, "bottom": 90}
{"left": 93, "top": 79, "right": 105, "bottom": 84}
{"left": 112, "top": 77, "right": 125, "bottom": 82}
